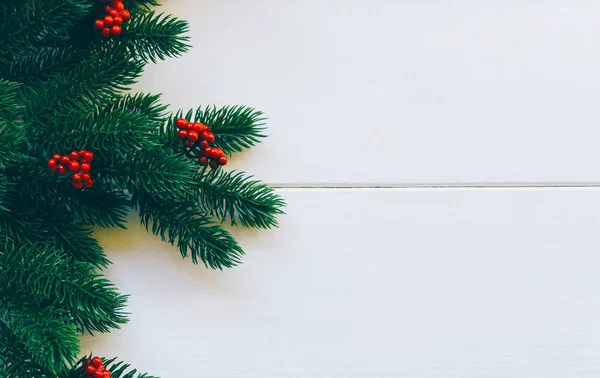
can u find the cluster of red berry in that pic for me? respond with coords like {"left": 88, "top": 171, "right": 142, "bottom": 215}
{"left": 47, "top": 149, "right": 95, "bottom": 189}
{"left": 83, "top": 356, "right": 111, "bottom": 378}
{"left": 176, "top": 118, "right": 228, "bottom": 169}
{"left": 94, "top": 0, "right": 131, "bottom": 38}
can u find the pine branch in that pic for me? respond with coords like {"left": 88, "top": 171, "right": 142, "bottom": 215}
{"left": 0, "top": 243, "right": 129, "bottom": 334}
{"left": 26, "top": 44, "right": 144, "bottom": 122}
{"left": 0, "top": 321, "right": 54, "bottom": 378}
{"left": 117, "top": 11, "right": 190, "bottom": 63}
{"left": 195, "top": 169, "right": 285, "bottom": 229}
{"left": 0, "top": 303, "right": 79, "bottom": 375}
{"left": 0, "top": 46, "right": 82, "bottom": 83}
{"left": 65, "top": 190, "right": 130, "bottom": 229}
{"left": 0, "top": 0, "right": 91, "bottom": 54}
{"left": 68, "top": 356, "right": 158, "bottom": 378}
{"left": 166, "top": 105, "right": 267, "bottom": 154}
{"left": 111, "top": 93, "right": 168, "bottom": 129}
{"left": 136, "top": 193, "right": 244, "bottom": 269}
{"left": 101, "top": 150, "right": 197, "bottom": 200}
{"left": 0, "top": 201, "right": 110, "bottom": 269}
{"left": 39, "top": 104, "right": 162, "bottom": 159}
{"left": 0, "top": 80, "right": 27, "bottom": 165}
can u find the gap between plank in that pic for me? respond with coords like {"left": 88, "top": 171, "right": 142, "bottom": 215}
{"left": 269, "top": 183, "right": 600, "bottom": 189}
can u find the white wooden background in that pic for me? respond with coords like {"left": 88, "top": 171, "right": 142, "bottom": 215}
{"left": 82, "top": 1, "right": 600, "bottom": 377}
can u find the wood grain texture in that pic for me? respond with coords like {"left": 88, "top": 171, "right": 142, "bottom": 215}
{"left": 82, "top": 189, "right": 600, "bottom": 377}
{"left": 134, "top": 0, "right": 600, "bottom": 185}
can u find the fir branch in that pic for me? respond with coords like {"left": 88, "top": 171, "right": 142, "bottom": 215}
{"left": 0, "top": 199, "right": 110, "bottom": 269}
{"left": 40, "top": 105, "right": 162, "bottom": 160}
{"left": 0, "top": 46, "right": 82, "bottom": 83}
{"left": 0, "top": 321, "right": 54, "bottom": 378}
{"left": 101, "top": 150, "right": 197, "bottom": 200}
{"left": 0, "top": 244, "right": 129, "bottom": 334}
{"left": 26, "top": 44, "right": 144, "bottom": 122}
{"left": 0, "top": 303, "right": 79, "bottom": 375}
{"left": 65, "top": 190, "right": 130, "bottom": 229}
{"left": 68, "top": 356, "right": 158, "bottom": 378}
{"left": 195, "top": 169, "right": 285, "bottom": 229}
{"left": 111, "top": 93, "right": 168, "bottom": 129}
{"left": 0, "top": 0, "right": 91, "bottom": 54}
{"left": 117, "top": 11, "right": 190, "bottom": 63}
{"left": 136, "top": 193, "right": 245, "bottom": 269}
{"left": 0, "top": 80, "right": 26, "bottom": 165}
{"left": 166, "top": 105, "right": 267, "bottom": 154}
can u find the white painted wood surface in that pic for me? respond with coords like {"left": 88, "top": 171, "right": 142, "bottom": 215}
{"left": 135, "top": 0, "right": 600, "bottom": 185}
{"left": 84, "top": 1, "right": 600, "bottom": 377}
{"left": 83, "top": 189, "right": 600, "bottom": 377}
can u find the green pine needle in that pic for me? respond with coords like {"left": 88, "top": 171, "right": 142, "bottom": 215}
{"left": 0, "top": 0, "right": 91, "bottom": 54}
{"left": 0, "top": 243, "right": 129, "bottom": 334}
{"left": 1, "top": 304, "right": 79, "bottom": 375}
{"left": 166, "top": 105, "right": 267, "bottom": 154}
{"left": 195, "top": 169, "right": 285, "bottom": 229}
{"left": 137, "top": 193, "right": 245, "bottom": 269}
{"left": 0, "top": 321, "right": 55, "bottom": 378}
{"left": 117, "top": 11, "right": 190, "bottom": 63}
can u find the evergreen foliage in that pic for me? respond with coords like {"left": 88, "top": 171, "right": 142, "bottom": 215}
{"left": 0, "top": 0, "right": 283, "bottom": 376}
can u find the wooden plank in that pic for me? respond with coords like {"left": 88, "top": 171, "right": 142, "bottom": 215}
{"left": 134, "top": 0, "right": 600, "bottom": 185}
{"left": 83, "top": 188, "right": 600, "bottom": 377}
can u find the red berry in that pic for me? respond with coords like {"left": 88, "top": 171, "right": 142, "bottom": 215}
{"left": 199, "top": 156, "right": 208, "bottom": 166}
{"left": 111, "top": 25, "right": 121, "bottom": 36}
{"left": 187, "top": 131, "right": 199, "bottom": 142}
{"left": 83, "top": 151, "right": 94, "bottom": 161}
{"left": 60, "top": 156, "right": 69, "bottom": 165}
{"left": 79, "top": 149, "right": 87, "bottom": 156}
{"left": 219, "top": 156, "right": 228, "bottom": 165}
{"left": 104, "top": 5, "right": 112, "bottom": 13}
{"left": 95, "top": 20, "right": 105, "bottom": 29}
{"left": 176, "top": 118, "right": 187, "bottom": 128}
{"left": 52, "top": 153, "right": 62, "bottom": 160}
{"left": 85, "top": 365, "right": 96, "bottom": 374}
{"left": 201, "top": 131, "right": 211, "bottom": 140}
{"left": 84, "top": 179, "right": 94, "bottom": 189}
{"left": 91, "top": 357, "right": 103, "bottom": 368}
{"left": 115, "top": 1, "right": 125, "bottom": 11}
{"left": 178, "top": 130, "right": 188, "bottom": 139}
{"left": 187, "top": 122, "right": 194, "bottom": 130}
{"left": 199, "top": 140, "right": 209, "bottom": 149}
{"left": 57, "top": 165, "right": 67, "bottom": 175}
{"left": 69, "top": 151, "right": 80, "bottom": 160}
{"left": 95, "top": 370, "right": 104, "bottom": 378}
{"left": 104, "top": 16, "right": 114, "bottom": 25}
{"left": 103, "top": 371, "right": 111, "bottom": 378}
{"left": 47, "top": 159, "right": 57, "bottom": 168}
{"left": 206, "top": 133, "right": 215, "bottom": 143}
{"left": 101, "top": 28, "right": 111, "bottom": 37}
{"left": 81, "top": 163, "right": 91, "bottom": 173}
{"left": 113, "top": 16, "right": 123, "bottom": 25}
{"left": 215, "top": 148, "right": 224, "bottom": 157}
{"left": 121, "top": 9, "right": 130, "bottom": 20}
{"left": 68, "top": 161, "right": 80, "bottom": 172}
{"left": 209, "top": 160, "right": 220, "bottom": 169}
{"left": 184, "top": 141, "right": 195, "bottom": 148}
{"left": 82, "top": 173, "right": 92, "bottom": 181}
{"left": 72, "top": 173, "right": 83, "bottom": 182}
{"left": 109, "top": 9, "right": 118, "bottom": 18}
